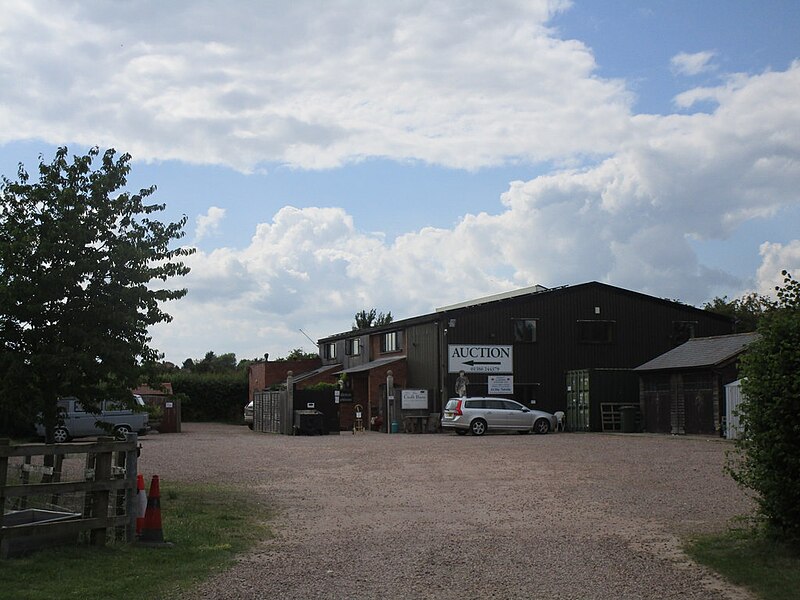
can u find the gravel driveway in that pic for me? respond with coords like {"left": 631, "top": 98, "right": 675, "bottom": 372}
{"left": 138, "top": 423, "right": 755, "bottom": 599}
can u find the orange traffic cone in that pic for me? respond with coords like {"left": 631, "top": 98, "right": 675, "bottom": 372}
{"left": 138, "top": 475, "right": 173, "bottom": 547}
{"left": 135, "top": 474, "right": 147, "bottom": 536}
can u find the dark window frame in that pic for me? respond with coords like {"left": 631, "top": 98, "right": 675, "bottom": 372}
{"left": 513, "top": 318, "right": 538, "bottom": 343}
{"left": 345, "top": 338, "right": 361, "bottom": 356}
{"left": 577, "top": 320, "right": 616, "bottom": 344}
{"left": 381, "top": 330, "right": 401, "bottom": 353}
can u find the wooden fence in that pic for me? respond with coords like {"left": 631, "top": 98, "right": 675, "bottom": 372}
{"left": 0, "top": 435, "right": 138, "bottom": 558}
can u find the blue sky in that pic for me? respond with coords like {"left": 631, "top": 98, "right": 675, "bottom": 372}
{"left": 1, "top": 1, "right": 799, "bottom": 363}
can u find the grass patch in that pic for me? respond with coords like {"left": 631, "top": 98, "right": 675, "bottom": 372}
{"left": 686, "top": 526, "right": 800, "bottom": 600}
{"left": 0, "top": 482, "right": 273, "bottom": 600}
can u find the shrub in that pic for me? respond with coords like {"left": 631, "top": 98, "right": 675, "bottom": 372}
{"left": 729, "top": 271, "right": 800, "bottom": 546}
{"left": 166, "top": 371, "right": 248, "bottom": 422}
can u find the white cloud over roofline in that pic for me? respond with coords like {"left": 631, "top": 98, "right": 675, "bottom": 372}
{"left": 150, "top": 61, "right": 800, "bottom": 360}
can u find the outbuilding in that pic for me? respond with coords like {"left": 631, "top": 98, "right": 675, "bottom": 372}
{"left": 634, "top": 332, "right": 759, "bottom": 435}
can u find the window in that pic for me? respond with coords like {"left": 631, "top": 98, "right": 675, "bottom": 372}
{"left": 381, "top": 331, "right": 400, "bottom": 352}
{"left": 513, "top": 319, "right": 537, "bottom": 342}
{"left": 345, "top": 338, "right": 361, "bottom": 356}
{"left": 324, "top": 342, "right": 337, "bottom": 360}
{"left": 577, "top": 320, "right": 615, "bottom": 343}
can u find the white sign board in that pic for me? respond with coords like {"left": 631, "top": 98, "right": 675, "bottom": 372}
{"left": 448, "top": 345, "right": 513, "bottom": 373}
{"left": 401, "top": 389, "right": 428, "bottom": 410}
{"left": 488, "top": 375, "right": 514, "bottom": 394}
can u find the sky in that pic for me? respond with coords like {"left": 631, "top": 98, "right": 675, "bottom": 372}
{"left": 1, "top": 0, "right": 799, "bottom": 364}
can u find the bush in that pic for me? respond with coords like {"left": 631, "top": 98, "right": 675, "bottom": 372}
{"left": 730, "top": 271, "right": 800, "bottom": 546}
{"left": 166, "top": 371, "right": 248, "bottom": 422}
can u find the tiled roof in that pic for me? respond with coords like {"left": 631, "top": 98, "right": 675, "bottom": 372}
{"left": 635, "top": 332, "right": 759, "bottom": 372}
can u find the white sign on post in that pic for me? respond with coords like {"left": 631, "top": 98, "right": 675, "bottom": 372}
{"left": 448, "top": 345, "right": 513, "bottom": 373}
{"left": 488, "top": 375, "right": 514, "bottom": 394}
{"left": 401, "top": 389, "right": 428, "bottom": 410}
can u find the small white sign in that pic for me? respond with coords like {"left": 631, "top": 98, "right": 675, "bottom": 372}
{"left": 401, "top": 389, "right": 428, "bottom": 410}
{"left": 488, "top": 375, "right": 514, "bottom": 394}
{"left": 165, "top": 402, "right": 173, "bottom": 409}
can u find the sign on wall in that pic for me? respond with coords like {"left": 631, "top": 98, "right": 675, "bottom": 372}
{"left": 488, "top": 375, "right": 514, "bottom": 394}
{"left": 401, "top": 389, "right": 428, "bottom": 410}
{"left": 448, "top": 345, "right": 513, "bottom": 373}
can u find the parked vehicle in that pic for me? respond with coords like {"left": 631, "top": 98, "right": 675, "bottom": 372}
{"left": 441, "top": 397, "right": 556, "bottom": 436}
{"left": 244, "top": 400, "right": 254, "bottom": 429}
{"left": 35, "top": 395, "right": 150, "bottom": 443}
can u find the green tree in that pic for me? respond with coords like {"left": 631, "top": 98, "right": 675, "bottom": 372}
{"left": 352, "top": 308, "right": 393, "bottom": 330}
{"left": 276, "top": 348, "right": 318, "bottom": 361}
{"left": 0, "top": 147, "right": 192, "bottom": 440}
{"left": 729, "top": 270, "right": 800, "bottom": 545}
{"left": 704, "top": 292, "right": 772, "bottom": 332}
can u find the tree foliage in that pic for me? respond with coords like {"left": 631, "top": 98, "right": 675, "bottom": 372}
{"left": 729, "top": 271, "right": 800, "bottom": 546}
{"left": 0, "top": 147, "right": 192, "bottom": 439}
{"left": 704, "top": 292, "right": 773, "bottom": 333}
{"left": 275, "top": 348, "right": 319, "bottom": 361}
{"left": 352, "top": 308, "right": 393, "bottom": 330}
{"left": 165, "top": 370, "right": 247, "bottom": 422}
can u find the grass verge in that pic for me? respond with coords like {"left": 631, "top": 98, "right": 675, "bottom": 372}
{"left": 0, "top": 482, "right": 273, "bottom": 600}
{"left": 686, "top": 526, "right": 800, "bottom": 600}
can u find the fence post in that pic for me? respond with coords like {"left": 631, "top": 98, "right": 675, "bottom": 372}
{"left": 124, "top": 433, "right": 138, "bottom": 542}
{"left": 89, "top": 437, "right": 114, "bottom": 547}
{"left": 0, "top": 439, "right": 9, "bottom": 530}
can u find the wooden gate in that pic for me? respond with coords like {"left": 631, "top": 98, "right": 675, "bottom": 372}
{"left": 0, "top": 436, "right": 138, "bottom": 558}
{"left": 253, "top": 390, "right": 286, "bottom": 434}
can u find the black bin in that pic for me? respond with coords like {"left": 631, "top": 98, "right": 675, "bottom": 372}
{"left": 293, "top": 410, "right": 325, "bottom": 435}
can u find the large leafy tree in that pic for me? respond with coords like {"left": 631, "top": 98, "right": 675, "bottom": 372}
{"left": 352, "top": 308, "right": 393, "bottom": 330}
{"left": 703, "top": 292, "right": 772, "bottom": 333}
{"left": 0, "top": 147, "right": 193, "bottom": 441}
{"left": 729, "top": 271, "right": 800, "bottom": 545}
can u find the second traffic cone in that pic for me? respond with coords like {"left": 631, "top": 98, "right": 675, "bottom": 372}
{"left": 136, "top": 474, "right": 147, "bottom": 536}
{"left": 138, "top": 475, "right": 172, "bottom": 546}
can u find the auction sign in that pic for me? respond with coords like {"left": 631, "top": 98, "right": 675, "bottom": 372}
{"left": 448, "top": 345, "right": 513, "bottom": 373}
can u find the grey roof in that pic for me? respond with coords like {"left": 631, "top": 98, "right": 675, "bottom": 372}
{"left": 334, "top": 355, "right": 406, "bottom": 375}
{"left": 635, "top": 333, "right": 759, "bottom": 372}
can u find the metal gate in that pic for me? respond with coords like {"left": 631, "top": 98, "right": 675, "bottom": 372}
{"left": 253, "top": 390, "right": 286, "bottom": 434}
{"left": 566, "top": 370, "right": 590, "bottom": 431}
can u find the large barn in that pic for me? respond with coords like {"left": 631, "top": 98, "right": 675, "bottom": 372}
{"left": 318, "top": 282, "right": 733, "bottom": 432}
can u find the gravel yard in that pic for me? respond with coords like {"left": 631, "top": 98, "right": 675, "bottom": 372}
{"left": 138, "top": 423, "right": 755, "bottom": 599}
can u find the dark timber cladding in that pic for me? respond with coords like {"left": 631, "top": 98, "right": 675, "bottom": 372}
{"left": 439, "top": 283, "right": 733, "bottom": 414}
{"left": 316, "top": 282, "right": 735, "bottom": 423}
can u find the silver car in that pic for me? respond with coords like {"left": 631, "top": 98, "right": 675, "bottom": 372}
{"left": 244, "top": 400, "right": 254, "bottom": 429}
{"left": 441, "top": 397, "right": 556, "bottom": 436}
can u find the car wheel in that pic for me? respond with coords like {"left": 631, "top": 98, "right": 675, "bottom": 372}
{"left": 114, "top": 425, "right": 132, "bottom": 440}
{"left": 53, "top": 427, "right": 69, "bottom": 443}
{"left": 455, "top": 429, "right": 468, "bottom": 436}
{"left": 470, "top": 419, "right": 487, "bottom": 436}
{"left": 533, "top": 418, "right": 550, "bottom": 434}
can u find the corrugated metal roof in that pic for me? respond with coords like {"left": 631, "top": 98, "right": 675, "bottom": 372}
{"left": 635, "top": 332, "right": 759, "bottom": 372}
{"left": 334, "top": 355, "right": 406, "bottom": 374}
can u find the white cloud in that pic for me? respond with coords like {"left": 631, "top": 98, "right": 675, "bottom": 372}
{"left": 149, "top": 61, "right": 800, "bottom": 361}
{"left": 756, "top": 241, "right": 800, "bottom": 297}
{"left": 194, "top": 206, "right": 226, "bottom": 241}
{"left": 671, "top": 51, "right": 717, "bottom": 76}
{"left": 0, "top": 0, "right": 631, "bottom": 171}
